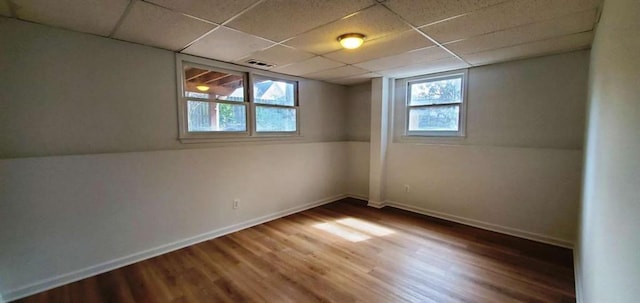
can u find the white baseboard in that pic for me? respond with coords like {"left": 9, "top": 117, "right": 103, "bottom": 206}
{"left": 1, "top": 194, "right": 347, "bottom": 302}
{"left": 346, "top": 193, "right": 368, "bottom": 201}
{"left": 367, "top": 200, "right": 386, "bottom": 209}
{"left": 345, "top": 195, "right": 572, "bottom": 248}
{"left": 2, "top": 194, "right": 574, "bottom": 301}
{"left": 574, "top": 248, "right": 584, "bottom": 303}
{"left": 384, "top": 200, "right": 574, "bottom": 248}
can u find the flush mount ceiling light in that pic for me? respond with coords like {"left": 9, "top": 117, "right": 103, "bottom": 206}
{"left": 196, "top": 84, "right": 210, "bottom": 92}
{"left": 337, "top": 33, "right": 365, "bottom": 49}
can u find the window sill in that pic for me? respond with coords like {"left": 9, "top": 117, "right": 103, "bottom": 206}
{"left": 179, "top": 133, "right": 303, "bottom": 144}
{"left": 396, "top": 134, "right": 466, "bottom": 145}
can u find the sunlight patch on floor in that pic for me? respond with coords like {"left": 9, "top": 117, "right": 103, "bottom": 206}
{"left": 313, "top": 222, "right": 371, "bottom": 242}
{"left": 336, "top": 218, "right": 395, "bottom": 236}
{"left": 313, "top": 217, "right": 396, "bottom": 242}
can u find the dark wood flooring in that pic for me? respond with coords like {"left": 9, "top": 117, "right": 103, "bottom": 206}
{"left": 15, "top": 198, "right": 575, "bottom": 303}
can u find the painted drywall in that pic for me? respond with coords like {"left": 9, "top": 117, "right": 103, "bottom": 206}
{"left": 0, "top": 142, "right": 348, "bottom": 299}
{"left": 392, "top": 51, "right": 589, "bottom": 149}
{"left": 368, "top": 78, "right": 391, "bottom": 206}
{"left": 346, "top": 141, "right": 370, "bottom": 198}
{"left": 577, "top": 0, "right": 640, "bottom": 302}
{"left": 0, "top": 17, "right": 351, "bottom": 300}
{"left": 0, "top": 13, "right": 592, "bottom": 300}
{"left": 384, "top": 51, "right": 589, "bottom": 245}
{"left": 344, "top": 84, "right": 372, "bottom": 199}
{"left": 0, "top": 18, "right": 347, "bottom": 159}
{"left": 345, "top": 83, "right": 371, "bottom": 142}
{"left": 385, "top": 144, "right": 582, "bottom": 245}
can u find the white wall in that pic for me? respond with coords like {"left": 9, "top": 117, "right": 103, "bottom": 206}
{"left": 384, "top": 51, "right": 589, "bottom": 246}
{"left": 345, "top": 84, "right": 371, "bottom": 198}
{"left": 344, "top": 53, "right": 588, "bottom": 246}
{"left": 346, "top": 141, "right": 370, "bottom": 198}
{"left": 385, "top": 144, "right": 582, "bottom": 245}
{"left": 577, "top": 0, "right": 640, "bottom": 302}
{"left": 0, "top": 18, "right": 350, "bottom": 300}
{"left": 0, "top": 143, "right": 348, "bottom": 299}
{"left": 0, "top": 14, "right": 593, "bottom": 301}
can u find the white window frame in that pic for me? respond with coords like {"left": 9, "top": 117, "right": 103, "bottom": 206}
{"left": 399, "top": 69, "right": 468, "bottom": 138}
{"left": 176, "top": 54, "right": 301, "bottom": 143}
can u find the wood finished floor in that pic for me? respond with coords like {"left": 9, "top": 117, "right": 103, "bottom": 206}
{"left": 16, "top": 199, "right": 575, "bottom": 303}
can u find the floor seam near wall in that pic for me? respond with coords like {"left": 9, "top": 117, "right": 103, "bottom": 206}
{"left": 359, "top": 196, "right": 574, "bottom": 249}
{"left": 3, "top": 193, "right": 574, "bottom": 301}
{"left": 2, "top": 194, "right": 349, "bottom": 302}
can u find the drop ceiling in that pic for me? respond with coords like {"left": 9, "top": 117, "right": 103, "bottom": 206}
{"left": 3, "top": 0, "right": 600, "bottom": 85}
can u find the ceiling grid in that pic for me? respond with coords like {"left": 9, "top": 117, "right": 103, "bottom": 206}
{"left": 2, "top": 0, "right": 601, "bottom": 85}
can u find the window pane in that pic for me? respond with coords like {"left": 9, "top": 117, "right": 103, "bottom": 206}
{"left": 410, "top": 77, "right": 462, "bottom": 105}
{"left": 253, "top": 78, "right": 296, "bottom": 106}
{"left": 187, "top": 101, "right": 246, "bottom": 132}
{"left": 184, "top": 66, "right": 244, "bottom": 102}
{"left": 256, "top": 106, "right": 296, "bottom": 132}
{"left": 408, "top": 105, "right": 460, "bottom": 132}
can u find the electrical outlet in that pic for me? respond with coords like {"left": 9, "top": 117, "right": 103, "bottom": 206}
{"left": 233, "top": 199, "right": 239, "bottom": 209}
{"left": 404, "top": 185, "right": 410, "bottom": 193}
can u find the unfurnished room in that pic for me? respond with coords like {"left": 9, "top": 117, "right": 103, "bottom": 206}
{"left": 0, "top": 0, "right": 638, "bottom": 302}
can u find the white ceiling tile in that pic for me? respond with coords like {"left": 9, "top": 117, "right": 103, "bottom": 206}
{"left": 421, "top": 0, "right": 601, "bottom": 43}
{"left": 304, "top": 65, "right": 368, "bottom": 80}
{"left": 327, "top": 72, "right": 380, "bottom": 85}
{"left": 145, "top": 0, "right": 259, "bottom": 24}
{"left": 354, "top": 46, "right": 451, "bottom": 71}
{"left": 446, "top": 9, "right": 597, "bottom": 55}
{"left": 462, "top": 31, "right": 594, "bottom": 66}
{"left": 284, "top": 5, "right": 411, "bottom": 55}
{"left": 324, "top": 30, "right": 434, "bottom": 64}
{"left": 183, "top": 26, "right": 274, "bottom": 62}
{"left": 0, "top": 1, "right": 11, "bottom": 17}
{"left": 236, "top": 45, "right": 315, "bottom": 68}
{"left": 383, "top": 0, "right": 509, "bottom": 27}
{"left": 377, "top": 57, "right": 469, "bottom": 78}
{"left": 271, "top": 56, "right": 344, "bottom": 76}
{"left": 12, "top": 0, "right": 129, "bottom": 36}
{"left": 226, "top": 0, "right": 373, "bottom": 42}
{"left": 113, "top": 1, "right": 215, "bottom": 51}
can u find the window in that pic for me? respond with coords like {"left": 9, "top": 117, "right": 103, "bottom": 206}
{"left": 404, "top": 71, "right": 467, "bottom": 137}
{"left": 253, "top": 76, "right": 298, "bottom": 133}
{"left": 176, "top": 55, "right": 299, "bottom": 142}
{"left": 183, "top": 65, "right": 248, "bottom": 133}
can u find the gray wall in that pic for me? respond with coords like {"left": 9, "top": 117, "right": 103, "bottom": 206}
{"left": 391, "top": 51, "right": 589, "bottom": 149}
{"left": 0, "top": 12, "right": 599, "bottom": 301}
{"left": 0, "top": 17, "right": 348, "bottom": 159}
{"left": 577, "top": 0, "right": 640, "bottom": 302}
{"left": 345, "top": 82, "right": 371, "bottom": 142}
{"left": 0, "top": 17, "right": 350, "bottom": 300}
{"left": 385, "top": 52, "right": 589, "bottom": 245}
{"left": 344, "top": 52, "right": 588, "bottom": 245}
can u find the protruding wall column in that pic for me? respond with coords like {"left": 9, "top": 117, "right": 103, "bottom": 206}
{"left": 368, "top": 77, "right": 391, "bottom": 208}
{"left": 577, "top": 0, "right": 640, "bottom": 302}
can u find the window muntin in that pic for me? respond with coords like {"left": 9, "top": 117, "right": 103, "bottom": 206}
{"left": 177, "top": 56, "right": 300, "bottom": 141}
{"left": 405, "top": 72, "right": 466, "bottom": 136}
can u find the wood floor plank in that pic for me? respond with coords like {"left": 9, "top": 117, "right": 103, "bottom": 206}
{"left": 14, "top": 198, "right": 575, "bottom": 303}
